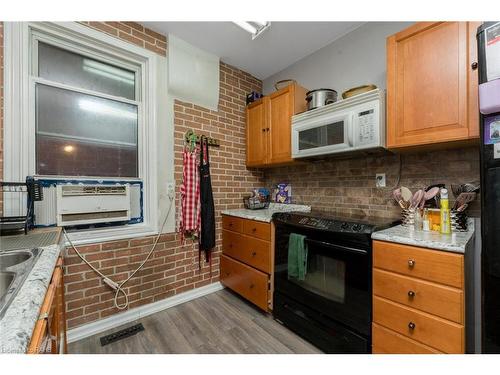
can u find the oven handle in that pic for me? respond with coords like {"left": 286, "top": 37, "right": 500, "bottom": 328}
{"left": 304, "top": 238, "right": 368, "bottom": 256}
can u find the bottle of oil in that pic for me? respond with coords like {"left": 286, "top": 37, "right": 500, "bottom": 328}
{"left": 440, "top": 188, "right": 451, "bottom": 234}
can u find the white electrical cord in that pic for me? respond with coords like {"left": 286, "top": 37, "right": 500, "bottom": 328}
{"left": 64, "top": 194, "right": 174, "bottom": 310}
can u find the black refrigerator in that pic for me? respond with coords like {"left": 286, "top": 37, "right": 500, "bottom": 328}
{"left": 477, "top": 21, "right": 500, "bottom": 353}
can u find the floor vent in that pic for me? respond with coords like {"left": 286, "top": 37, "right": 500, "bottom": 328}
{"left": 99, "top": 323, "right": 145, "bottom": 346}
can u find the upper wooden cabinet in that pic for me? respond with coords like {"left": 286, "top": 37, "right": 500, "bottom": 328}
{"left": 246, "top": 83, "right": 307, "bottom": 167}
{"left": 386, "top": 22, "right": 480, "bottom": 149}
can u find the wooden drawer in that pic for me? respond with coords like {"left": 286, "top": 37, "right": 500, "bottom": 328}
{"left": 222, "top": 230, "right": 271, "bottom": 273}
{"left": 220, "top": 254, "right": 269, "bottom": 311}
{"left": 373, "top": 296, "right": 464, "bottom": 353}
{"left": 372, "top": 323, "right": 442, "bottom": 354}
{"left": 222, "top": 215, "right": 243, "bottom": 233}
{"left": 373, "top": 268, "right": 464, "bottom": 324}
{"left": 373, "top": 241, "right": 464, "bottom": 288}
{"left": 243, "top": 219, "right": 271, "bottom": 241}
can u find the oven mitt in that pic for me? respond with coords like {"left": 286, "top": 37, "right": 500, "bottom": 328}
{"left": 288, "top": 233, "right": 308, "bottom": 281}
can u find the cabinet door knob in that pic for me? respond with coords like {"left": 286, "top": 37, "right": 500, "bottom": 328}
{"left": 266, "top": 127, "right": 270, "bottom": 131}
{"left": 252, "top": 227, "right": 257, "bottom": 232}
{"left": 471, "top": 62, "right": 478, "bottom": 70}
{"left": 408, "top": 290, "right": 416, "bottom": 298}
{"left": 249, "top": 283, "right": 255, "bottom": 289}
{"left": 252, "top": 251, "right": 257, "bottom": 257}
{"left": 408, "top": 322, "right": 416, "bottom": 330}
{"left": 408, "top": 259, "right": 416, "bottom": 268}
{"left": 229, "top": 243, "right": 233, "bottom": 248}
{"left": 262, "top": 128, "right": 266, "bottom": 132}
{"left": 229, "top": 222, "right": 233, "bottom": 226}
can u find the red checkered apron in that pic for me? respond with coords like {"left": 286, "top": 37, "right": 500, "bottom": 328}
{"left": 179, "top": 145, "right": 200, "bottom": 241}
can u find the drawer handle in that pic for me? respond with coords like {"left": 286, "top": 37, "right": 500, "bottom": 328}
{"left": 408, "top": 259, "right": 416, "bottom": 268}
{"left": 251, "top": 251, "right": 257, "bottom": 257}
{"left": 252, "top": 228, "right": 257, "bottom": 232}
{"left": 408, "top": 322, "right": 416, "bottom": 330}
{"left": 408, "top": 290, "right": 416, "bottom": 298}
{"left": 249, "top": 283, "right": 255, "bottom": 289}
{"left": 229, "top": 223, "right": 233, "bottom": 227}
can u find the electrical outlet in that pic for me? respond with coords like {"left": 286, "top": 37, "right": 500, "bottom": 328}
{"left": 167, "top": 183, "right": 175, "bottom": 200}
{"left": 376, "top": 173, "right": 386, "bottom": 188}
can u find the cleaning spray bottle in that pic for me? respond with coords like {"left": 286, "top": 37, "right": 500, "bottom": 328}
{"left": 440, "top": 188, "right": 451, "bottom": 234}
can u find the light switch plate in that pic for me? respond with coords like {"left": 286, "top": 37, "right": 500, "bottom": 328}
{"left": 376, "top": 173, "right": 386, "bottom": 188}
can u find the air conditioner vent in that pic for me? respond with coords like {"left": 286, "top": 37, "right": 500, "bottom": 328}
{"left": 56, "top": 184, "right": 131, "bottom": 226}
{"left": 61, "top": 185, "right": 127, "bottom": 196}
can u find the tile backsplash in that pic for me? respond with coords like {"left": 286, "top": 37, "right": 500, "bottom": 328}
{"left": 263, "top": 146, "right": 480, "bottom": 220}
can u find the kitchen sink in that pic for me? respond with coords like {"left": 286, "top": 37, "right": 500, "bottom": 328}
{"left": 0, "top": 251, "right": 32, "bottom": 269}
{"left": 0, "top": 248, "right": 40, "bottom": 319}
{"left": 0, "top": 272, "right": 16, "bottom": 298}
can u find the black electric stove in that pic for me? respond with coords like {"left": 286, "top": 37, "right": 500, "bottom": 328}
{"left": 272, "top": 211, "right": 398, "bottom": 354}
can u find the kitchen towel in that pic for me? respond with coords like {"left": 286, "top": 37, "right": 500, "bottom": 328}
{"left": 288, "top": 233, "right": 308, "bottom": 281}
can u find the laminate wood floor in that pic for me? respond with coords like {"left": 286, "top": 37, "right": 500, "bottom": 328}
{"left": 68, "top": 289, "right": 322, "bottom": 354}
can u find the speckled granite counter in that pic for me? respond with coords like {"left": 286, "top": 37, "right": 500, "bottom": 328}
{"left": 221, "top": 203, "right": 311, "bottom": 223}
{"left": 0, "top": 229, "right": 62, "bottom": 354}
{"left": 372, "top": 220, "right": 475, "bottom": 254}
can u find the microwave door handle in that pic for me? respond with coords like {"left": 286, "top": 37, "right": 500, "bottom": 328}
{"left": 304, "top": 238, "right": 368, "bottom": 256}
{"left": 347, "top": 114, "right": 354, "bottom": 146}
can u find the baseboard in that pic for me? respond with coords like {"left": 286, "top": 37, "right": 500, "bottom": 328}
{"left": 67, "top": 282, "right": 224, "bottom": 344}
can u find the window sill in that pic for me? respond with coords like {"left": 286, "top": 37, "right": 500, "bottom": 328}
{"left": 63, "top": 222, "right": 172, "bottom": 246}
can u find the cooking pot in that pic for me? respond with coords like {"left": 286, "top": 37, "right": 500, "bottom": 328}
{"left": 305, "top": 89, "right": 338, "bottom": 111}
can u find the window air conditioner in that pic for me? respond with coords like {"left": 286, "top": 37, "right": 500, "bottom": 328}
{"left": 56, "top": 184, "right": 131, "bottom": 226}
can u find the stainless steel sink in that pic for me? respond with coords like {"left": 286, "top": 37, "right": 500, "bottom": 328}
{"left": 0, "top": 251, "right": 32, "bottom": 269}
{"left": 0, "top": 248, "right": 40, "bottom": 318}
{"left": 0, "top": 272, "right": 16, "bottom": 298}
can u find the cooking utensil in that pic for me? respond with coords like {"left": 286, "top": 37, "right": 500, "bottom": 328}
{"left": 400, "top": 186, "right": 413, "bottom": 203}
{"left": 305, "top": 89, "right": 338, "bottom": 111}
{"left": 342, "top": 84, "right": 377, "bottom": 99}
{"left": 410, "top": 189, "right": 424, "bottom": 209}
{"left": 453, "top": 192, "right": 476, "bottom": 210}
{"left": 420, "top": 186, "right": 440, "bottom": 208}
{"left": 392, "top": 188, "right": 407, "bottom": 209}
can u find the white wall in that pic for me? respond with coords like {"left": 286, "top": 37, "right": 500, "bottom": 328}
{"left": 263, "top": 22, "right": 414, "bottom": 95}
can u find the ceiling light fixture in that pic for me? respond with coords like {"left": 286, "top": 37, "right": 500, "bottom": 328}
{"left": 233, "top": 21, "right": 271, "bottom": 40}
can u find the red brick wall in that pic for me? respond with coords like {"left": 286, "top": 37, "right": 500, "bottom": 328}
{"left": 61, "top": 22, "right": 264, "bottom": 328}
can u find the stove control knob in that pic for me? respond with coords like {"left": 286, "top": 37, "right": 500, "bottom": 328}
{"left": 352, "top": 224, "right": 362, "bottom": 232}
{"left": 340, "top": 222, "right": 349, "bottom": 230}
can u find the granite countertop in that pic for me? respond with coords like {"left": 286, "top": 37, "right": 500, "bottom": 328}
{"left": 221, "top": 203, "right": 311, "bottom": 223}
{"left": 372, "top": 220, "right": 475, "bottom": 254}
{"left": 0, "top": 228, "right": 62, "bottom": 354}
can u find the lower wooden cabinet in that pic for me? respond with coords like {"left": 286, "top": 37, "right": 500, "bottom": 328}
{"left": 28, "top": 256, "right": 67, "bottom": 354}
{"left": 220, "top": 215, "right": 273, "bottom": 311}
{"left": 372, "top": 240, "right": 465, "bottom": 354}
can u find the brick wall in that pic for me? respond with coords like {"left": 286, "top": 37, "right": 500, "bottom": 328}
{"left": 263, "top": 146, "right": 481, "bottom": 220}
{"left": 61, "top": 22, "right": 264, "bottom": 328}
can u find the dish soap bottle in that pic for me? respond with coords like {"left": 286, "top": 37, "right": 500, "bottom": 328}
{"left": 440, "top": 188, "right": 451, "bottom": 234}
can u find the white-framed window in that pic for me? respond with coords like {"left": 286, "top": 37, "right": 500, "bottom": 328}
{"left": 3, "top": 22, "right": 175, "bottom": 244}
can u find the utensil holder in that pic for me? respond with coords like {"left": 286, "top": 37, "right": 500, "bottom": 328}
{"left": 401, "top": 208, "right": 416, "bottom": 227}
{"left": 451, "top": 210, "right": 468, "bottom": 232}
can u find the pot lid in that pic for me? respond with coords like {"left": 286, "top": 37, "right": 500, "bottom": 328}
{"left": 306, "top": 88, "right": 338, "bottom": 95}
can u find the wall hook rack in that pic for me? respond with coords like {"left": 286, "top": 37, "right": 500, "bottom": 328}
{"left": 184, "top": 129, "right": 220, "bottom": 147}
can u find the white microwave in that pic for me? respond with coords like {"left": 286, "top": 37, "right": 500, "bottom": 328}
{"left": 291, "top": 89, "right": 385, "bottom": 158}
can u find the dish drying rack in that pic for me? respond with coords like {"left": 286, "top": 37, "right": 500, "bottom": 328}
{"left": 0, "top": 177, "right": 43, "bottom": 234}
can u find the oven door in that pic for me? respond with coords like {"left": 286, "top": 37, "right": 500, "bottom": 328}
{"left": 274, "top": 224, "right": 371, "bottom": 336}
{"left": 292, "top": 111, "right": 353, "bottom": 158}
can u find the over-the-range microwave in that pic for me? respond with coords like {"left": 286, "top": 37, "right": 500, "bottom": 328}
{"left": 291, "top": 89, "right": 385, "bottom": 159}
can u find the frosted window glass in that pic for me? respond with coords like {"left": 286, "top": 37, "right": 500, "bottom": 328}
{"left": 38, "top": 42, "right": 136, "bottom": 100}
{"left": 36, "top": 84, "right": 138, "bottom": 177}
